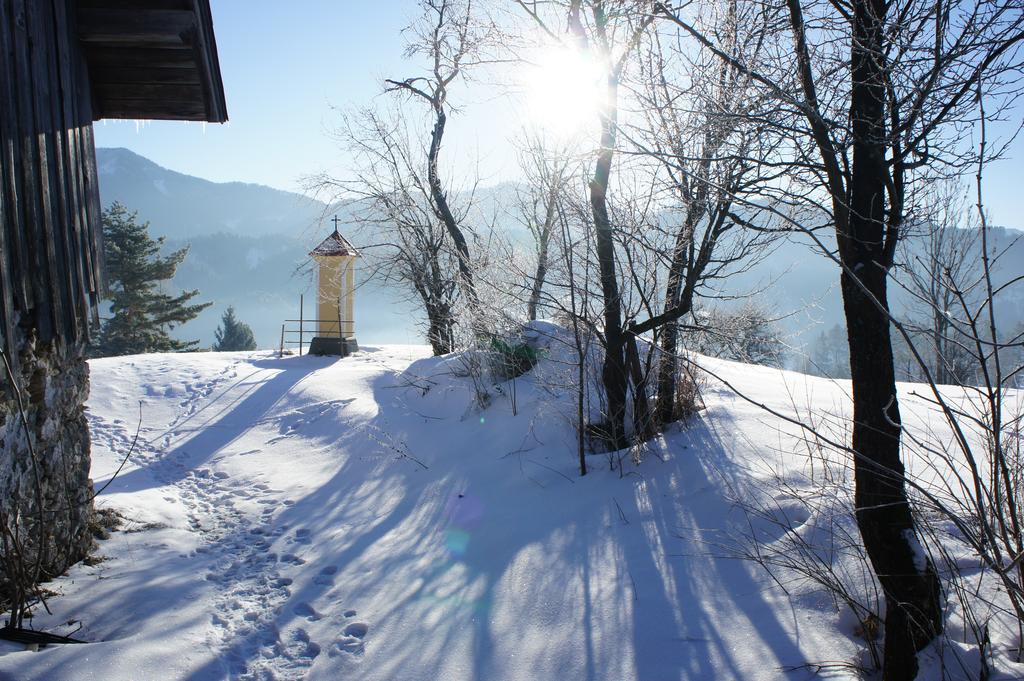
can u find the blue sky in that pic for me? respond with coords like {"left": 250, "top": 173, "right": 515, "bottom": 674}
{"left": 95, "top": 2, "right": 524, "bottom": 195}
{"left": 94, "top": 1, "right": 1023, "bottom": 228}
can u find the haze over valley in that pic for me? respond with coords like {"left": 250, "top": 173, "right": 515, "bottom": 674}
{"left": 98, "top": 147, "right": 1024, "bottom": 373}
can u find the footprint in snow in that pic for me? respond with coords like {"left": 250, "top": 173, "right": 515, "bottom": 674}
{"left": 292, "top": 628, "right": 322, "bottom": 660}
{"left": 331, "top": 636, "right": 366, "bottom": 657}
{"left": 314, "top": 565, "right": 338, "bottom": 586}
{"left": 294, "top": 602, "right": 323, "bottom": 621}
{"left": 330, "top": 622, "right": 369, "bottom": 657}
{"left": 740, "top": 499, "right": 812, "bottom": 543}
{"left": 267, "top": 399, "right": 357, "bottom": 443}
{"left": 344, "top": 622, "right": 368, "bottom": 638}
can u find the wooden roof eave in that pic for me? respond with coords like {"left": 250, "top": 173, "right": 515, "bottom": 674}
{"left": 77, "top": 0, "right": 227, "bottom": 123}
{"left": 191, "top": 0, "right": 226, "bottom": 123}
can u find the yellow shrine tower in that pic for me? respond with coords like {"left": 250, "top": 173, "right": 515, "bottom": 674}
{"left": 308, "top": 219, "right": 360, "bottom": 356}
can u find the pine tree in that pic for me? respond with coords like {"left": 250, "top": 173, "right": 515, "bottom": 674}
{"left": 95, "top": 202, "right": 211, "bottom": 356}
{"left": 213, "top": 306, "right": 257, "bottom": 351}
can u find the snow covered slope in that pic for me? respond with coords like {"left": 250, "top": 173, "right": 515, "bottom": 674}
{"left": 0, "top": 340, "right": 1018, "bottom": 680}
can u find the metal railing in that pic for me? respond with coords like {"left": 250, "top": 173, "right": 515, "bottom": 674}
{"left": 279, "top": 318, "right": 353, "bottom": 356}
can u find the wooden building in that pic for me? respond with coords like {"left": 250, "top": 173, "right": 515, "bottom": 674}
{"left": 0, "top": 0, "right": 226, "bottom": 587}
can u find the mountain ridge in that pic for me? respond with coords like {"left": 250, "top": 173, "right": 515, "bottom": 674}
{"left": 97, "top": 147, "right": 327, "bottom": 239}
{"left": 95, "top": 147, "right": 1023, "bottom": 358}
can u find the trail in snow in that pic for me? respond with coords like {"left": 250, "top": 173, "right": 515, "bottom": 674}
{"left": 84, "top": 352, "right": 392, "bottom": 681}
{"left": 86, "top": 356, "right": 374, "bottom": 680}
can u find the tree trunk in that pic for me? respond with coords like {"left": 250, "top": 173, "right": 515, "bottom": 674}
{"left": 654, "top": 321, "right": 682, "bottom": 425}
{"left": 527, "top": 183, "right": 559, "bottom": 322}
{"left": 427, "top": 107, "right": 478, "bottom": 311}
{"left": 527, "top": 218, "right": 551, "bottom": 322}
{"left": 932, "top": 318, "right": 947, "bottom": 385}
{"left": 645, "top": 148, "right": 714, "bottom": 427}
{"left": 846, "top": 0, "right": 943, "bottom": 676}
{"left": 844, "top": 269, "right": 942, "bottom": 680}
{"left": 652, "top": 213, "right": 698, "bottom": 426}
{"left": 425, "top": 302, "right": 455, "bottom": 356}
{"left": 591, "top": 140, "right": 628, "bottom": 449}
{"left": 626, "top": 335, "right": 654, "bottom": 441}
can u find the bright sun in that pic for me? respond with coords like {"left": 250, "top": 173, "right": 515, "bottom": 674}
{"left": 524, "top": 46, "right": 607, "bottom": 139}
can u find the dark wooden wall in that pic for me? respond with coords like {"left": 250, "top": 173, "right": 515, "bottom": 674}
{"left": 0, "top": 0, "right": 103, "bottom": 373}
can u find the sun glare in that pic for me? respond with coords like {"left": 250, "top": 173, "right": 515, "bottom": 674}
{"left": 524, "top": 46, "right": 607, "bottom": 140}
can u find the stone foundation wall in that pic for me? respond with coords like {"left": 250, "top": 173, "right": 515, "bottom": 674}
{"left": 0, "top": 331, "right": 94, "bottom": 592}
{"left": 1, "top": 0, "right": 104, "bottom": 609}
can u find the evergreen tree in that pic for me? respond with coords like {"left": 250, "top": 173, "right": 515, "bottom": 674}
{"left": 95, "top": 202, "right": 211, "bottom": 356}
{"left": 213, "top": 306, "right": 257, "bottom": 351}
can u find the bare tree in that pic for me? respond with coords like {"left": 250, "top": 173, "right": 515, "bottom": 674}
{"left": 875, "top": 110, "right": 1024, "bottom": 664}
{"left": 314, "top": 106, "right": 462, "bottom": 355}
{"left": 895, "top": 183, "right": 981, "bottom": 385}
{"left": 687, "top": 303, "right": 785, "bottom": 367}
{"left": 802, "top": 323, "right": 850, "bottom": 378}
{"left": 385, "top": 0, "right": 494, "bottom": 314}
{"left": 557, "top": 195, "right": 596, "bottom": 476}
{"left": 624, "top": 0, "right": 779, "bottom": 427}
{"left": 512, "top": 133, "right": 577, "bottom": 322}
{"left": 309, "top": 0, "right": 497, "bottom": 354}
{"left": 657, "top": 0, "right": 1024, "bottom": 676}
{"left": 517, "top": 0, "right": 656, "bottom": 448}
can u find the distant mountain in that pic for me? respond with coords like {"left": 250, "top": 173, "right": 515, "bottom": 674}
{"left": 94, "top": 148, "right": 1023, "bottom": 362}
{"left": 97, "top": 148, "right": 325, "bottom": 239}
{"left": 95, "top": 148, "right": 418, "bottom": 349}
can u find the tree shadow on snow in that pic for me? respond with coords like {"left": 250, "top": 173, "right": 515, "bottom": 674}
{"left": 96, "top": 355, "right": 332, "bottom": 495}
{"left": 92, "top": 350, "right": 813, "bottom": 681}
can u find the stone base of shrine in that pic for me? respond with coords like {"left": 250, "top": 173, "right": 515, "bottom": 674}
{"left": 308, "top": 336, "right": 358, "bottom": 357}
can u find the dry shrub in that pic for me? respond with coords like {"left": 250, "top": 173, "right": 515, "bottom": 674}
{"left": 673, "top": 363, "right": 706, "bottom": 422}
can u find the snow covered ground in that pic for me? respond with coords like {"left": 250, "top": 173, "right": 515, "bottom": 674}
{"left": 0, "top": 334, "right": 1020, "bottom": 680}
